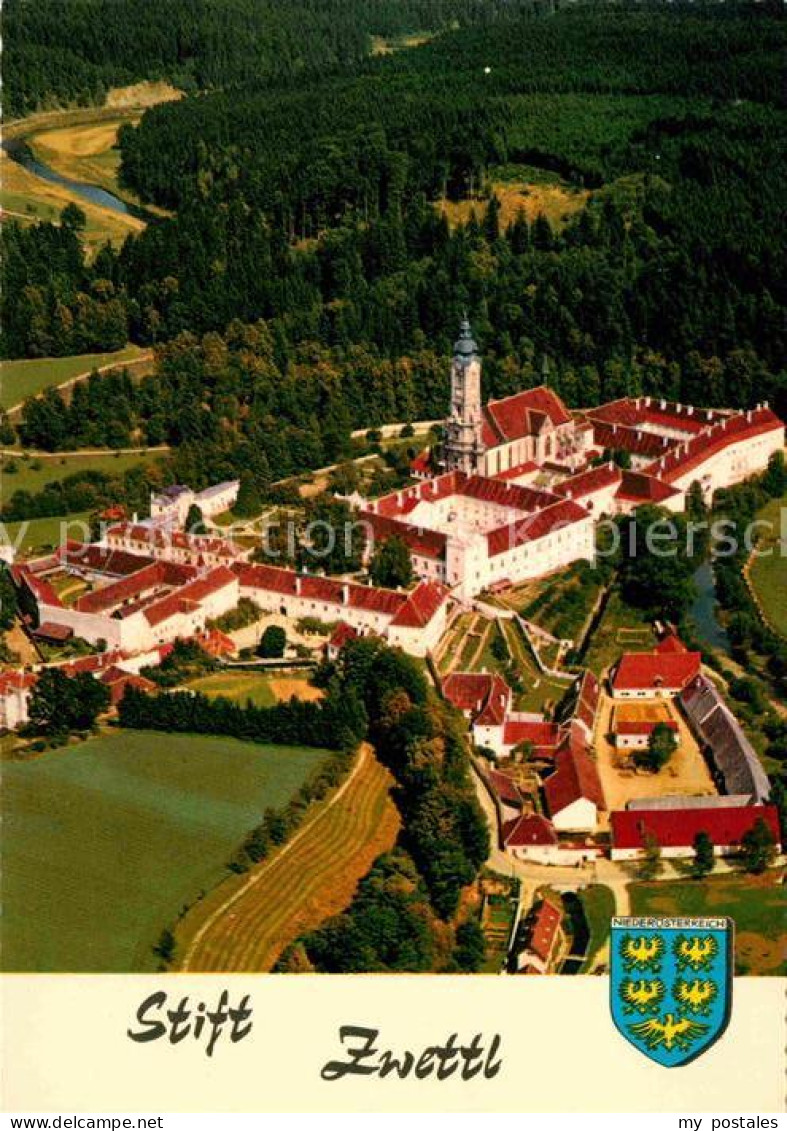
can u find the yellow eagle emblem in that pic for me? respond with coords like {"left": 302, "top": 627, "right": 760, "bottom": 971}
{"left": 674, "top": 978, "right": 718, "bottom": 1015}
{"left": 675, "top": 934, "right": 718, "bottom": 972}
{"left": 619, "top": 979, "right": 665, "bottom": 1015}
{"left": 620, "top": 933, "right": 664, "bottom": 972}
{"left": 629, "top": 1013, "right": 709, "bottom": 1053}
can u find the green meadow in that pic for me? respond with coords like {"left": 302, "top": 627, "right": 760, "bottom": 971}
{"left": 1, "top": 729, "right": 329, "bottom": 971}
{"left": 1, "top": 345, "right": 147, "bottom": 409}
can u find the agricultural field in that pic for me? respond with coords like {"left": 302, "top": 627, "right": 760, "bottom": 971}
{"left": 1, "top": 345, "right": 150, "bottom": 411}
{"left": 629, "top": 873, "right": 786, "bottom": 976}
{"left": 176, "top": 743, "right": 400, "bottom": 971}
{"left": 1, "top": 730, "right": 330, "bottom": 972}
{"left": 749, "top": 492, "right": 787, "bottom": 640}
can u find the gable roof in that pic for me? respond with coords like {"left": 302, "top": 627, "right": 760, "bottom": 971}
{"left": 441, "top": 671, "right": 510, "bottom": 726}
{"left": 544, "top": 734, "right": 605, "bottom": 816}
{"left": 553, "top": 462, "right": 621, "bottom": 501}
{"left": 612, "top": 650, "right": 701, "bottom": 693}
{"left": 611, "top": 804, "right": 780, "bottom": 850}
{"left": 527, "top": 898, "right": 563, "bottom": 963}
{"left": 482, "top": 386, "right": 572, "bottom": 447}
{"left": 503, "top": 812, "right": 558, "bottom": 849}
{"left": 390, "top": 581, "right": 449, "bottom": 629}
{"left": 486, "top": 498, "right": 590, "bottom": 558}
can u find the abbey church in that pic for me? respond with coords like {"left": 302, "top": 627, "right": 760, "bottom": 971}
{"left": 361, "top": 320, "right": 784, "bottom": 599}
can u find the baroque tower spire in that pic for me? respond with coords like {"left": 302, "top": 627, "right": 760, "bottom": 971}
{"left": 441, "top": 317, "right": 486, "bottom": 474}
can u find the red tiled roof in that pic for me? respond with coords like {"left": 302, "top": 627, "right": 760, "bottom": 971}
{"left": 107, "top": 523, "right": 245, "bottom": 560}
{"left": 442, "top": 672, "right": 510, "bottom": 725}
{"left": 486, "top": 768, "right": 525, "bottom": 808}
{"left": 656, "top": 633, "right": 688, "bottom": 654}
{"left": 60, "top": 543, "right": 155, "bottom": 577}
{"left": 611, "top": 804, "right": 780, "bottom": 850}
{"left": 329, "top": 621, "right": 359, "bottom": 651}
{"left": 31, "top": 621, "right": 73, "bottom": 642}
{"left": 196, "top": 628, "right": 236, "bottom": 657}
{"left": 486, "top": 499, "right": 590, "bottom": 557}
{"left": 612, "top": 650, "right": 701, "bottom": 693}
{"left": 575, "top": 669, "right": 600, "bottom": 733}
{"left": 76, "top": 562, "right": 165, "bottom": 613}
{"left": 143, "top": 566, "right": 236, "bottom": 627}
{"left": 0, "top": 670, "right": 38, "bottom": 695}
{"left": 591, "top": 422, "right": 675, "bottom": 459}
{"left": 13, "top": 566, "right": 62, "bottom": 608}
{"left": 361, "top": 511, "right": 447, "bottom": 561}
{"left": 106, "top": 673, "right": 157, "bottom": 706}
{"left": 503, "top": 813, "right": 558, "bottom": 848}
{"left": 528, "top": 899, "right": 562, "bottom": 963}
{"left": 502, "top": 719, "right": 560, "bottom": 753}
{"left": 492, "top": 460, "right": 539, "bottom": 482}
{"left": 646, "top": 407, "right": 783, "bottom": 486}
{"left": 483, "top": 386, "right": 572, "bottom": 447}
{"left": 234, "top": 563, "right": 441, "bottom": 627}
{"left": 544, "top": 735, "right": 605, "bottom": 816}
{"left": 410, "top": 450, "right": 431, "bottom": 475}
{"left": 616, "top": 470, "right": 681, "bottom": 505}
{"left": 554, "top": 462, "right": 621, "bottom": 500}
{"left": 589, "top": 397, "right": 720, "bottom": 435}
{"left": 390, "top": 581, "right": 448, "bottom": 629}
{"left": 615, "top": 720, "right": 679, "bottom": 736}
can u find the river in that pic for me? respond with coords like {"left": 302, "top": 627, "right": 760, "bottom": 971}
{"left": 3, "top": 138, "right": 153, "bottom": 222}
{"left": 689, "top": 560, "right": 730, "bottom": 654}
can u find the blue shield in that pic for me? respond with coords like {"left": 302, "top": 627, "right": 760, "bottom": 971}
{"left": 610, "top": 916, "right": 732, "bottom": 1067}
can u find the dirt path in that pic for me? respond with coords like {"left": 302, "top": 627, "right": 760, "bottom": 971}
{"left": 5, "top": 350, "right": 154, "bottom": 418}
{"left": 178, "top": 744, "right": 399, "bottom": 971}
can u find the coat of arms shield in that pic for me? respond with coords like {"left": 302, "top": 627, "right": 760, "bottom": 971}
{"left": 610, "top": 916, "right": 733, "bottom": 1067}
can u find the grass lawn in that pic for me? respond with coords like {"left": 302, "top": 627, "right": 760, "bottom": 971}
{"left": 582, "top": 588, "right": 656, "bottom": 675}
{"left": 1, "top": 345, "right": 148, "bottom": 409}
{"left": 578, "top": 884, "right": 616, "bottom": 971}
{"left": 749, "top": 493, "right": 787, "bottom": 640}
{"left": 1, "top": 449, "right": 166, "bottom": 500}
{"left": 0, "top": 729, "right": 330, "bottom": 972}
{"left": 186, "top": 672, "right": 279, "bottom": 708}
{"left": 1, "top": 512, "right": 92, "bottom": 556}
{"left": 629, "top": 873, "right": 786, "bottom": 975}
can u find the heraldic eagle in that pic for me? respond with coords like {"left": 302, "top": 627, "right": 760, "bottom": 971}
{"left": 629, "top": 1013, "right": 709, "bottom": 1053}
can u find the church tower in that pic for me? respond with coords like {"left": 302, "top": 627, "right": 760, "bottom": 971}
{"left": 442, "top": 318, "right": 486, "bottom": 474}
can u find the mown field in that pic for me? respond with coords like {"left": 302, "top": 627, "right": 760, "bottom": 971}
{"left": 1, "top": 730, "right": 329, "bottom": 972}
{"left": 1, "top": 511, "right": 92, "bottom": 556}
{"left": 629, "top": 873, "right": 786, "bottom": 976}
{"left": 185, "top": 671, "right": 321, "bottom": 708}
{"left": 177, "top": 744, "right": 400, "bottom": 972}
{"left": 1, "top": 447, "right": 165, "bottom": 497}
{"left": 749, "top": 493, "right": 787, "bottom": 640}
{"left": 1, "top": 345, "right": 149, "bottom": 410}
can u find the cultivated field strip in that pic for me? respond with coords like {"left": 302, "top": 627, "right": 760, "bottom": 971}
{"left": 180, "top": 744, "right": 399, "bottom": 971}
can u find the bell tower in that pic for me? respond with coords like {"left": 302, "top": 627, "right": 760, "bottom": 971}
{"left": 442, "top": 318, "right": 486, "bottom": 474}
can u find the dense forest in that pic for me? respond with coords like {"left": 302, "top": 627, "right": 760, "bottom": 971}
{"left": 2, "top": 3, "right": 786, "bottom": 496}
{"left": 3, "top": 0, "right": 550, "bottom": 117}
